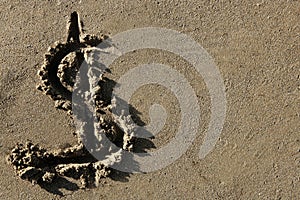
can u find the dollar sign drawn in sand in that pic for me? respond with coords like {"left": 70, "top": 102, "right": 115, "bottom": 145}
{"left": 7, "top": 11, "right": 136, "bottom": 189}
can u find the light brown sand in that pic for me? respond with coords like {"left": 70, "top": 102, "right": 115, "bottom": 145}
{"left": 0, "top": 0, "right": 299, "bottom": 199}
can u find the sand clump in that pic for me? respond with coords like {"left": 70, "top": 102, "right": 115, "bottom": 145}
{"left": 8, "top": 142, "right": 109, "bottom": 187}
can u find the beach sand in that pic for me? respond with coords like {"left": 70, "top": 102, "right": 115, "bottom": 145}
{"left": 0, "top": 0, "right": 299, "bottom": 199}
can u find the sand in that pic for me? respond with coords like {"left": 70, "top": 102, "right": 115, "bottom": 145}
{"left": 0, "top": 0, "right": 299, "bottom": 199}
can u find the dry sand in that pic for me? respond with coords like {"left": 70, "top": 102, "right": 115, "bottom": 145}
{"left": 0, "top": 0, "right": 299, "bottom": 199}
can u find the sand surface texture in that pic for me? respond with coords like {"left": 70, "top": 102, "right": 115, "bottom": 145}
{"left": 0, "top": 0, "right": 299, "bottom": 199}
